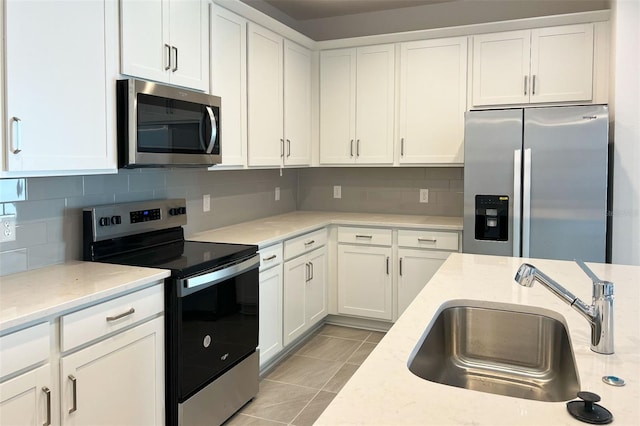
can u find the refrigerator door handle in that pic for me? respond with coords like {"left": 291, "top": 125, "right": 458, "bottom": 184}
{"left": 513, "top": 149, "right": 522, "bottom": 257}
{"left": 522, "top": 148, "right": 532, "bottom": 258}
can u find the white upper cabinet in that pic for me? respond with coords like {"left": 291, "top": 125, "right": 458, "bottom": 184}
{"left": 283, "top": 40, "right": 312, "bottom": 166}
{"left": 472, "top": 24, "right": 594, "bottom": 106}
{"left": 3, "top": 0, "right": 117, "bottom": 175}
{"left": 210, "top": 5, "right": 247, "bottom": 167}
{"left": 399, "top": 37, "right": 467, "bottom": 164}
{"left": 120, "top": 0, "right": 209, "bottom": 92}
{"left": 248, "top": 23, "right": 311, "bottom": 167}
{"left": 247, "top": 23, "right": 284, "bottom": 167}
{"left": 529, "top": 24, "right": 594, "bottom": 103}
{"left": 320, "top": 45, "right": 395, "bottom": 165}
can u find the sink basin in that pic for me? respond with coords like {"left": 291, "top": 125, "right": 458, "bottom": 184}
{"left": 408, "top": 300, "right": 580, "bottom": 402}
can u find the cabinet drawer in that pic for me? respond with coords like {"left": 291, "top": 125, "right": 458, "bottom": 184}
{"left": 398, "top": 230, "right": 459, "bottom": 251}
{"left": 60, "top": 284, "right": 163, "bottom": 352}
{"left": 338, "top": 227, "right": 392, "bottom": 246}
{"left": 0, "top": 322, "right": 49, "bottom": 379}
{"left": 259, "top": 243, "right": 283, "bottom": 271}
{"left": 284, "top": 228, "right": 327, "bottom": 260}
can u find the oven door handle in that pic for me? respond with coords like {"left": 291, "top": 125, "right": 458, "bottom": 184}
{"left": 179, "top": 254, "right": 259, "bottom": 297}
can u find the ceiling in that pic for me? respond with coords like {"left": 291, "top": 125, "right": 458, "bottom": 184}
{"left": 258, "top": 0, "right": 458, "bottom": 20}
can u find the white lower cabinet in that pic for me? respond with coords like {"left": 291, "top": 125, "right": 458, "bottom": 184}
{"left": 258, "top": 258, "right": 283, "bottom": 366}
{"left": 0, "top": 364, "right": 53, "bottom": 426}
{"left": 397, "top": 249, "right": 450, "bottom": 316}
{"left": 283, "top": 230, "right": 327, "bottom": 346}
{"left": 337, "top": 244, "right": 393, "bottom": 321}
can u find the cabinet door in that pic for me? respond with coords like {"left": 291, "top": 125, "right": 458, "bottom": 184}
{"left": 319, "top": 49, "right": 356, "bottom": 164}
{"left": 338, "top": 245, "right": 392, "bottom": 320}
{"left": 355, "top": 45, "right": 395, "bottom": 164}
{"left": 5, "top": 0, "right": 117, "bottom": 173}
{"left": 472, "top": 30, "right": 531, "bottom": 106}
{"left": 0, "top": 364, "right": 52, "bottom": 426}
{"left": 120, "top": 0, "right": 169, "bottom": 84}
{"left": 306, "top": 248, "right": 327, "bottom": 326}
{"left": 60, "top": 317, "right": 164, "bottom": 426}
{"left": 168, "top": 0, "right": 209, "bottom": 91}
{"left": 283, "top": 255, "right": 307, "bottom": 346}
{"left": 399, "top": 37, "right": 467, "bottom": 164}
{"left": 248, "top": 23, "right": 284, "bottom": 167}
{"left": 211, "top": 5, "right": 247, "bottom": 167}
{"left": 397, "top": 249, "right": 450, "bottom": 316}
{"left": 284, "top": 40, "right": 312, "bottom": 166}
{"left": 530, "top": 24, "right": 594, "bottom": 103}
{"left": 259, "top": 265, "right": 283, "bottom": 366}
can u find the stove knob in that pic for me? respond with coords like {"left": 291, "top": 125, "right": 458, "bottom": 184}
{"left": 169, "top": 208, "right": 178, "bottom": 216}
{"left": 111, "top": 215, "right": 122, "bottom": 225}
{"left": 99, "top": 217, "right": 110, "bottom": 227}
{"left": 178, "top": 207, "right": 186, "bottom": 215}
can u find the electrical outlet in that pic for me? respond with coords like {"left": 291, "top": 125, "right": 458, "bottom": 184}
{"left": 420, "top": 189, "right": 429, "bottom": 203}
{"left": 203, "top": 194, "right": 211, "bottom": 212}
{"left": 333, "top": 185, "right": 342, "bottom": 199}
{"left": 0, "top": 214, "right": 16, "bottom": 242}
{"left": 275, "top": 187, "right": 280, "bottom": 201}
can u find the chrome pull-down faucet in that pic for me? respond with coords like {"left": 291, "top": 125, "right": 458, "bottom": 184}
{"left": 514, "top": 260, "right": 614, "bottom": 354}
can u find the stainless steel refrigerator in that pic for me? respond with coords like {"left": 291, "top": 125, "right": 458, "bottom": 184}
{"left": 463, "top": 105, "right": 609, "bottom": 262}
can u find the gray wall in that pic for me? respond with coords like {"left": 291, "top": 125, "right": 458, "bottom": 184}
{"left": 0, "top": 168, "right": 297, "bottom": 276}
{"left": 297, "top": 167, "right": 463, "bottom": 216}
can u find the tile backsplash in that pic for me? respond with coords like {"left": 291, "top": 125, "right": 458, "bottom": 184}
{"left": 0, "top": 166, "right": 463, "bottom": 276}
{"left": 297, "top": 167, "right": 463, "bottom": 216}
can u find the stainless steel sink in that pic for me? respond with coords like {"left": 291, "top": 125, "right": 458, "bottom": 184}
{"left": 408, "top": 300, "right": 580, "bottom": 402}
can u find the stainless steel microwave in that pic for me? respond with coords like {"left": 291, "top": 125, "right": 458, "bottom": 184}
{"left": 117, "top": 79, "right": 221, "bottom": 168}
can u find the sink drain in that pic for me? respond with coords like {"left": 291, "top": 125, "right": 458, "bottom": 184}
{"left": 602, "top": 376, "right": 625, "bottom": 387}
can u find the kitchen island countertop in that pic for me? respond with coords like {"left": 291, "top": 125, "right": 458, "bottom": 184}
{"left": 316, "top": 253, "right": 640, "bottom": 425}
{"left": 189, "top": 210, "right": 462, "bottom": 246}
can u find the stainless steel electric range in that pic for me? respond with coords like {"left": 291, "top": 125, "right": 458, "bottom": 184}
{"left": 83, "top": 199, "right": 259, "bottom": 425}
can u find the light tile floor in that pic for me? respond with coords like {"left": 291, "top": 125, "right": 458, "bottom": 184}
{"left": 224, "top": 324, "right": 385, "bottom": 426}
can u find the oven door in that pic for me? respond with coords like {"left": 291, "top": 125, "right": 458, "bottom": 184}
{"left": 175, "top": 254, "right": 259, "bottom": 401}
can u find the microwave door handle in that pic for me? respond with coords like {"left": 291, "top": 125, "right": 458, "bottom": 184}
{"left": 205, "top": 106, "right": 217, "bottom": 154}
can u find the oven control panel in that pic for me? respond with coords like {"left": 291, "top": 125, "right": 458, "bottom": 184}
{"left": 84, "top": 199, "right": 187, "bottom": 242}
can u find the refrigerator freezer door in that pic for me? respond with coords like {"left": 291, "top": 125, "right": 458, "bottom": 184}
{"left": 524, "top": 105, "right": 608, "bottom": 262}
{"left": 463, "top": 109, "right": 523, "bottom": 256}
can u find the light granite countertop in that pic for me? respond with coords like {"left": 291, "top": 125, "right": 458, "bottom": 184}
{"left": 189, "top": 210, "right": 463, "bottom": 246}
{"left": 317, "top": 253, "right": 640, "bottom": 425}
{"left": 0, "top": 261, "right": 170, "bottom": 335}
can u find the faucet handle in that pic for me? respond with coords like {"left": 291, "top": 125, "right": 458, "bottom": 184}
{"left": 575, "top": 259, "right": 603, "bottom": 283}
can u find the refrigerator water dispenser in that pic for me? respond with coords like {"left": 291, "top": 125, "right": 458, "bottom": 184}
{"left": 475, "top": 195, "right": 509, "bottom": 241}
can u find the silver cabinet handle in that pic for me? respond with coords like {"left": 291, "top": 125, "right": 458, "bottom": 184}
{"left": 400, "top": 138, "right": 404, "bottom": 157}
{"left": 386, "top": 257, "right": 389, "bottom": 275}
{"left": 309, "top": 261, "right": 314, "bottom": 281}
{"left": 10, "top": 117, "right": 22, "bottom": 154}
{"left": 399, "top": 258, "right": 403, "bottom": 277}
{"left": 350, "top": 139, "right": 354, "bottom": 157}
{"left": 262, "top": 254, "right": 277, "bottom": 261}
{"left": 356, "top": 139, "right": 360, "bottom": 157}
{"left": 524, "top": 75, "right": 528, "bottom": 95}
{"left": 106, "top": 307, "right": 135, "bottom": 322}
{"left": 355, "top": 234, "right": 373, "bottom": 239}
{"left": 280, "top": 139, "right": 284, "bottom": 157}
{"left": 42, "top": 387, "right": 51, "bottom": 426}
{"left": 164, "top": 44, "right": 171, "bottom": 70}
{"left": 417, "top": 237, "right": 437, "bottom": 243}
{"left": 532, "top": 75, "right": 536, "bottom": 95}
{"left": 205, "top": 106, "right": 217, "bottom": 154}
{"left": 304, "top": 240, "right": 315, "bottom": 246}
{"left": 286, "top": 139, "right": 291, "bottom": 157}
{"left": 305, "top": 262, "right": 310, "bottom": 282}
{"left": 68, "top": 375, "right": 77, "bottom": 414}
{"left": 171, "top": 46, "right": 178, "bottom": 72}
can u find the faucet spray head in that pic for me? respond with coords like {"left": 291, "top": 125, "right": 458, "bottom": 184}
{"left": 515, "top": 263, "right": 537, "bottom": 287}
